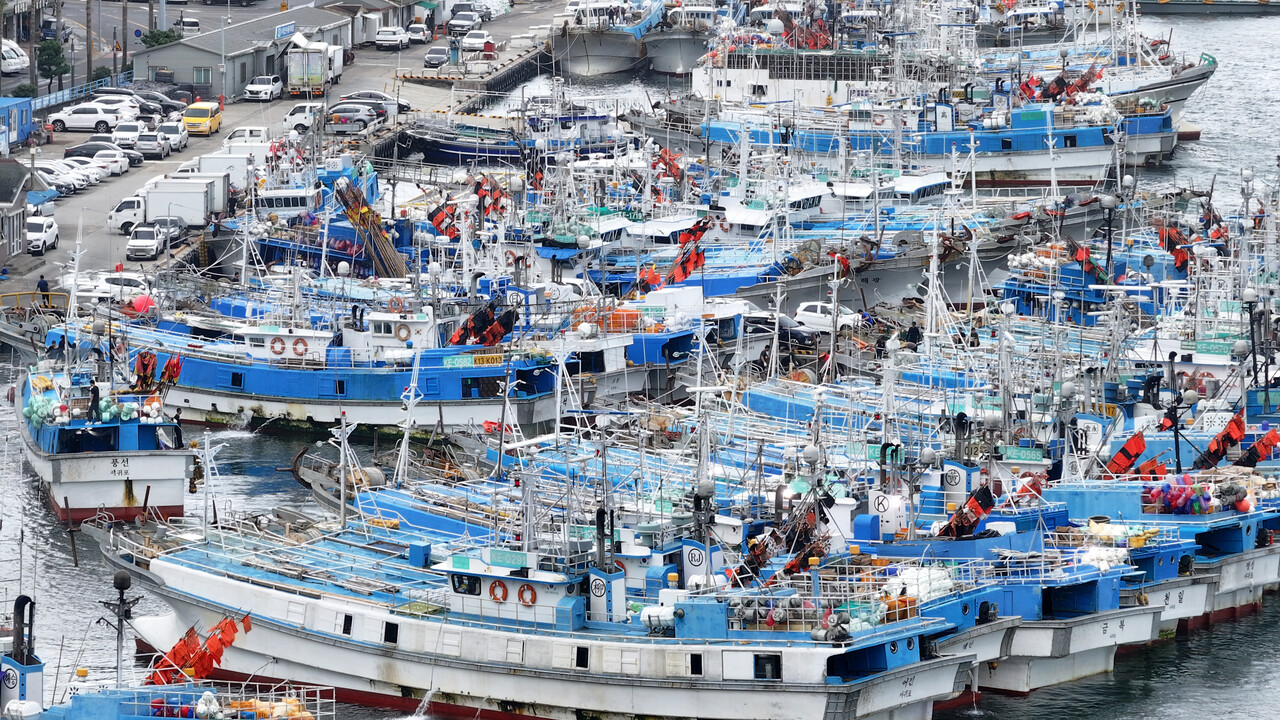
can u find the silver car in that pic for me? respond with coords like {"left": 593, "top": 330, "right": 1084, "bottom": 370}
{"left": 135, "top": 132, "right": 173, "bottom": 159}
{"left": 324, "top": 103, "right": 380, "bottom": 133}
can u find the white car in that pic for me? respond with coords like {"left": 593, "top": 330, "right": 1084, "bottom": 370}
{"left": 93, "top": 150, "right": 130, "bottom": 175}
{"left": 111, "top": 121, "right": 146, "bottom": 148}
{"left": 157, "top": 122, "right": 189, "bottom": 151}
{"left": 26, "top": 216, "right": 58, "bottom": 255}
{"left": 460, "top": 30, "right": 493, "bottom": 52}
{"left": 243, "top": 74, "right": 283, "bottom": 101}
{"left": 62, "top": 156, "right": 112, "bottom": 181}
{"left": 792, "top": 301, "right": 860, "bottom": 334}
{"left": 126, "top": 225, "right": 165, "bottom": 261}
{"left": 406, "top": 23, "right": 429, "bottom": 43}
{"left": 375, "top": 26, "right": 410, "bottom": 50}
{"left": 39, "top": 159, "right": 100, "bottom": 185}
{"left": 35, "top": 165, "right": 86, "bottom": 191}
{"left": 49, "top": 105, "right": 124, "bottom": 132}
{"left": 80, "top": 97, "right": 141, "bottom": 120}
{"left": 60, "top": 270, "right": 151, "bottom": 304}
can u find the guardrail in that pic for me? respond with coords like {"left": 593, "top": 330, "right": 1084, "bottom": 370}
{"left": 32, "top": 71, "right": 135, "bottom": 112}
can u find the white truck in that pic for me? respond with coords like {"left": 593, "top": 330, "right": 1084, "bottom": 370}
{"left": 198, "top": 153, "right": 253, "bottom": 193}
{"left": 286, "top": 42, "right": 344, "bottom": 97}
{"left": 185, "top": 172, "right": 232, "bottom": 214}
{"left": 143, "top": 181, "right": 216, "bottom": 229}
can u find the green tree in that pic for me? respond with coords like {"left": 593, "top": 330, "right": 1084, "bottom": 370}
{"left": 9, "top": 84, "right": 36, "bottom": 98}
{"left": 36, "top": 40, "right": 69, "bottom": 93}
{"left": 140, "top": 29, "right": 183, "bottom": 48}
{"left": 91, "top": 65, "right": 113, "bottom": 82}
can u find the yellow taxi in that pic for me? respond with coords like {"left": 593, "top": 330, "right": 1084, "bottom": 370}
{"left": 183, "top": 102, "right": 223, "bottom": 136}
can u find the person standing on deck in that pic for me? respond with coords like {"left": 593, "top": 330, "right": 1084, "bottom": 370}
{"left": 88, "top": 380, "right": 101, "bottom": 423}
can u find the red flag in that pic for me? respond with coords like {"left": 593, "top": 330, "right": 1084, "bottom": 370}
{"left": 242, "top": 614, "right": 252, "bottom": 633}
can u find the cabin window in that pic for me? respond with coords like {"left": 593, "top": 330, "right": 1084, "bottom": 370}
{"left": 382, "top": 622, "right": 399, "bottom": 644}
{"left": 1001, "top": 138, "right": 1012, "bottom": 151}
{"left": 340, "top": 614, "right": 353, "bottom": 635}
{"left": 373, "top": 321, "right": 393, "bottom": 335}
{"left": 575, "top": 646, "right": 590, "bottom": 669}
{"left": 248, "top": 337, "right": 265, "bottom": 348}
{"left": 1063, "top": 134, "right": 1077, "bottom": 148}
{"left": 753, "top": 653, "right": 782, "bottom": 680}
{"left": 230, "top": 372, "right": 244, "bottom": 389}
{"left": 690, "top": 653, "right": 703, "bottom": 676}
{"left": 463, "top": 377, "right": 503, "bottom": 399}
{"left": 335, "top": 380, "right": 346, "bottom": 396}
{"left": 750, "top": 84, "right": 766, "bottom": 97}
{"left": 451, "top": 574, "right": 481, "bottom": 595}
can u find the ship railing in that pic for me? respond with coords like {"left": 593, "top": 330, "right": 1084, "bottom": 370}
{"left": 956, "top": 553, "right": 1127, "bottom": 584}
{"left": 112, "top": 682, "right": 336, "bottom": 720}
{"left": 1045, "top": 524, "right": 1182, "bottom": 551}
{"left": 169, "top": 538, "right": 451, "bottom": 602}
{"left": 676, "top": 558, "right": 987, "bottom": 635}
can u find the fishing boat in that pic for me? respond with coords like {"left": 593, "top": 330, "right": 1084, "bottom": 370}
{"left": 549, "top": 0, "right": 666, "bottom": 76}
{"left": 1136, "top": 0, "right": 1280, "bottom": 13}
{"left": 14, "top": 364, "right": 193, "bottom": 524}
{"left": 643, "top": 0, "right": 726, "bottom": 75}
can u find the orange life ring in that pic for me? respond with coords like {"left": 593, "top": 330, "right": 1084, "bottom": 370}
{"left": 518, "top": 583, "right": 536, "bottom": 606}
{"left": 388, "top": 296, "right": 404, "bottom": 313}
{"left": 873, "top": 114, "right": 886, "bottom": 126}
{"left": 719, "top": 219, "right": 730, "bottom": 232}
{"left": 395, "top": 324, "right": 410, "bottom": 341}
{"left": 490, "top": 580, "right": 508, "bottom": 603}
{"left": 614, "top": 559, "right": 625, "bottom": 573}
{"left": 293, "top": 338, "right": 308, "bottom": 357}
{"left": 270, "top": 337, "right": 285, "bottom": 355}
{"left": 506, "top": 250, "right": 518, "bottom": 267}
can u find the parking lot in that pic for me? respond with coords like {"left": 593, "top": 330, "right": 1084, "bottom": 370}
{"left": 8, "top": 54, "right": 458, "bottom": 288}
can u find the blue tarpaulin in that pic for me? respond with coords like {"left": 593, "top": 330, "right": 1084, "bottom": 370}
{"left": 27, "top": 189, "right": 58, "bottom": 206}
{"left": 536, "top": 247, "right": 583, "bottom": 260}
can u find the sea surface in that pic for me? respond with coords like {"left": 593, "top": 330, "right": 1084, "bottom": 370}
{"left": 2, "top": 13, "right": 1279, "bottom": 719}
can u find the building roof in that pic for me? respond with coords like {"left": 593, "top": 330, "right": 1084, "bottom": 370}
{"left": 0, "top": 159, "right": 31, "bottom": 208}
{"left": 143, "top": 7, "right": 351, "bottom": 60}
{"left": 315, "top": 0, "right": 399, "bottom": 13}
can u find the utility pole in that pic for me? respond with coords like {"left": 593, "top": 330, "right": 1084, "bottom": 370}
{"left": 26, "top": 4, "right": 36, "bottom": 87}
{"left": 85, "top": 0, "right": 93, "bottom": 81}
{"left": 147, "top": 0, "right": 155, "bottom": 31}
{"left": 121, "top": 0, "right": 128, "bottom": 70}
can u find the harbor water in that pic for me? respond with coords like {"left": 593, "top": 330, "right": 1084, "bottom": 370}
{"left": 3, "top": 12, "right": 1280, "bottom": 720}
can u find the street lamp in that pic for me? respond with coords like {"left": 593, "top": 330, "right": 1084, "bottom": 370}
{"left": 1244, "top": 287, "right": 1260, "bottom": 390}
{"left": 1099, "top": 193, "right": 1118, "bottom": 280}
{"left": 1170, "top": 387, "right": 1199, "bottom": 474}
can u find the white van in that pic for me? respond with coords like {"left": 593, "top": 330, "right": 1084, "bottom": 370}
{"left": 1, "top": 40, "right": 29, "bottom": 75}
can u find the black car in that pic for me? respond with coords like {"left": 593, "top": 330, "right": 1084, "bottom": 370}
{"left": 64, "top": 141, "right": 144, "bottom": 166}
{"left": 743, "top": 311, "right": 821, "bottom": 360}
{"left": 89, "top": 91, "right": 165, "bottom": 118}
{"left": 450, "top": 2, "right": 492, "bottom": 21}
{"left": 135, "top": 90, "right": 187, "bottom": 114}
{"left": 424, "top": 46, "right": 449, "bottom": 68}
